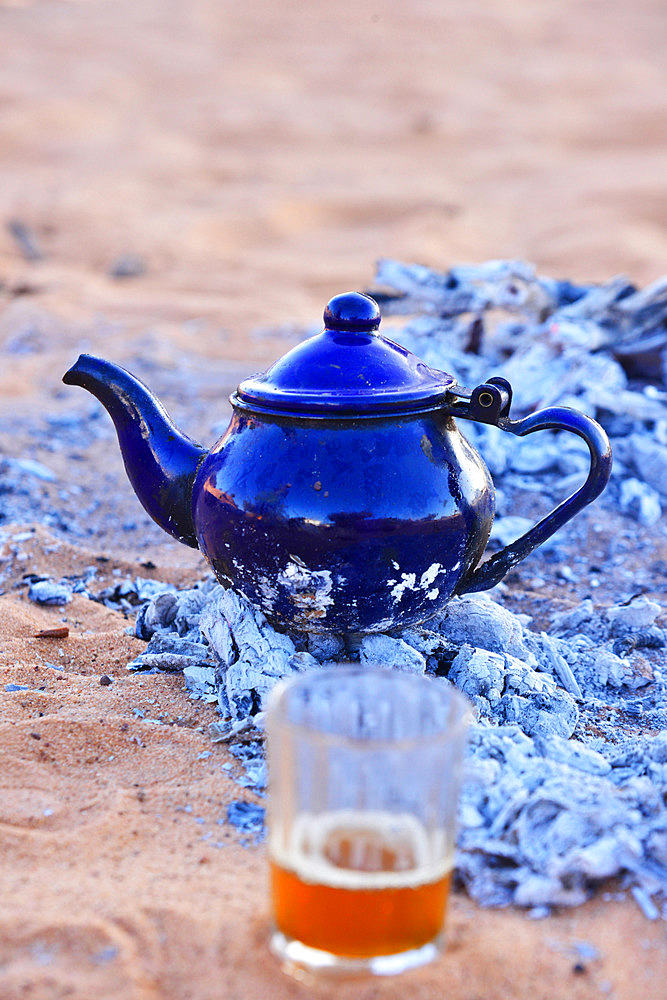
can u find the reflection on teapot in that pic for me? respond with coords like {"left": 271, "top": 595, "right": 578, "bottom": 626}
{"left": 63, "top": 292, "right": 611, "bottom": 634}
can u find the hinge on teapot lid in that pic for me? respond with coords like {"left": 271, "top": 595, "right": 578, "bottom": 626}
{"left": 447, "top": 376, "right": 513, "bottom": 426}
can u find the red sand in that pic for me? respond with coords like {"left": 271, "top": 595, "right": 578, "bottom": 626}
{"left": 1, "top": 2, "right": 666, "bottom": 996}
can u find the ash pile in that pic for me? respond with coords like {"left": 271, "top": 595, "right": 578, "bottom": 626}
{"left": 126, "top": 581, "right": 667, "bottom": 918}
{"left": 371, "top": 258, "right": 667, "bottom": 530}
{"left": 90, "top": 260, "right": 667, "bottom": 917}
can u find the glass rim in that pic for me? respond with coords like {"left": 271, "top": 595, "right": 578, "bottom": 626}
{"left": 266, "top": 665, "right": 473, "bottom": 750}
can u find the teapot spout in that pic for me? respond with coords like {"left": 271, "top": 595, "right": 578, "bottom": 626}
{"left": 63, "top": 354, "right": 207, "bottom": 548}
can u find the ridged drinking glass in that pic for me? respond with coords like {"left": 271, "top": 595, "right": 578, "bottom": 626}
{"left": 266, "top": 665, "right": 472, "bottom": 977}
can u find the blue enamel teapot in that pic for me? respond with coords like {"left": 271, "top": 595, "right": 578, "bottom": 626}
{"left": 63, "top": 292, "right": 611, "bottom": 633}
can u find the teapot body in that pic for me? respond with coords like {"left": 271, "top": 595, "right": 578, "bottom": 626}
{"left": 193, "top": 406, "right": 495, "bottom": 633}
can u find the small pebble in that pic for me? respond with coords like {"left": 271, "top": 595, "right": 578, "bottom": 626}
{"left": 108, "top": 253, "right": 146, "bottom": 279}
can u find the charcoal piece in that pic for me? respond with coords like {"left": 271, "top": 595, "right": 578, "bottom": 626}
{"left": 533, "top": 633, "right": 583, "bottom": 699}
{"left": 172, "top": 584, "right": 217, "bottom": 636}
{"left": 200, "top": 588, "right": 319, "bottom": 722}
{"left": 127, "top": 652, "right": 183, "bottom": 672}
{"left": 183, "top": 665, "right": 218, "bottom": 701}
{"left": 145, "top": 633, "right": 209, "bottom": 659}
{"left": 573, "top": 831, "right": 638, "bottom": 881}
{"left": 228, "top": 741, "right": 267, "bottom": 792}
{"left": 135, "top": 592, "right": 178, "bottom": 639}
{"left": 127, "top": 632, "right": 211, "bottom": 673}
{"left": 606, "top": 596, "right": 663, "bottom": 630}
{"left": 550, "top": 600, "right": 596, "bottom": 637}
{"left": 374, "top": 258, "right": 555, "bottom": 320}
{"left": 648, "top": 732, "right": 667, "bottom": 764}
{"left": 619, "top": 478, "right": 662, "bottom": 527}
{"left": 359, "top": 634, "right": 426, "bottom": 673}
{"left": 438, "top": 595, "right": 534, "bottom": 662}
{"left": 513, "top": 874, "right": 587, "bottom": 909}
{"left": 448, "top": 645, "right": 505, "bottom": 715}
{"left": 97, "top": 576, "right": 176, "bottom": 611}
{"left": 28, "top": 580, "right": 72, "bottom": 605}
{"left": 605, "top": 274, "right": 667, "bottom": 341}
{"left": 226, "top": 800, "right": 265, "bottom": 834}
{"left": 306, "top": 633, "right": 347, "bottom": 663}
{"left": 134, "top": 577, "right": 178, "bottom": 602}
{"left": 535, "top": 735, "right": 611, "bottom": 776}
{"left": 624, "top": 434, "right": 667, "bottom": 498}
{"left": 199, "top": 603, "right": 236, "bottom": 667}
{"left": 500, "top": 689, "right": 578, "bottom": 740}
{"left": 398, "top": 627, "right": 460, "bottom": 674}
{"left": 591, "top": 649, "right": 632, "bottom": 688}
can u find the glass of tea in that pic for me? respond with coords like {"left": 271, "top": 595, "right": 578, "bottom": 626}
{"left": 266, "top": 665, "right": 472, "bottom": 977}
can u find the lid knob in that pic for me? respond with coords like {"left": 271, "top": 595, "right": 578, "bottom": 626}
{"left": 323, "top": 292, "right": 381, "bottom": 333}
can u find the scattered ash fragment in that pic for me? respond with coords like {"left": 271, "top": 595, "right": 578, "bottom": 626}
{"left": 7, "top": 219, "right": 44, "bottom": 262}
{"left": 27, "top": 578, "right": 72, "bottom": 606}
{"left": 95, "top": 575, "right": 179, "bottom": 613}
{"left": 108, "top": 253, "right": 146, "bottom": 280}
{"left": 226, "top": 801, "right": 266, "bottom": 838}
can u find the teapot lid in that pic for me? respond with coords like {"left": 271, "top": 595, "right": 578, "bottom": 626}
{"left": 235, "top": 292, "right": 456, "bottom": 416}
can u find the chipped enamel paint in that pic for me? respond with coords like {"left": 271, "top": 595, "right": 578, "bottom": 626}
{"left": 365, "top": 617, "right": 397, "bottom": 632}
{"left": 388, "top": 562, "right": 447, "bottom": 603}
{"left": 419, "top": 562, "right": 443, "bottom": 588}
{"left": 277, "top": 556, "right": 334, "bottom": 617}
{"left": 389, "top": 572, "right": 417, "bottom": 602}
{"left": 256, "top": 574, "right": 279, "bottom": 605}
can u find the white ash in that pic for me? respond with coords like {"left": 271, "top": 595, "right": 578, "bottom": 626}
{"left": 359, "top": 634, "right": 427, "bottom": 673}
{"left": 8, "top": 457, "right": 58, "bottom": 483}
{"left": 606, "top": 595, "right": 662, "bottom": 630}
{"left": 619, "top": 478, "right": 662, "bottom": 527}
{"left": 371, "top": 259, "right": 667, "bottom": 513}
{"left": 27, "top": 578, "right": 72, "bottom": 605}
{"left": 125, "top": 578, "right": 667, "bottom": 917}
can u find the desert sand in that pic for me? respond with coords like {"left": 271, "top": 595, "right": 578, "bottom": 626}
{"left": 0, "top": 1, "right": 666, "bottom": 997}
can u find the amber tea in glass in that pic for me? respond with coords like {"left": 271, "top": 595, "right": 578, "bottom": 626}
{"left": 266, "top": 666, "right": 471, "bottom": 976}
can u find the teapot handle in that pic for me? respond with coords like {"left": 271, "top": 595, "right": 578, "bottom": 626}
{"left": 454, "top": 387, "right": 612, "bottom": 593}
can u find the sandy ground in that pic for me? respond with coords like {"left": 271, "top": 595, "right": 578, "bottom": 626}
{"left": 0, "top": 1, "right": 666, "bottom": 997}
